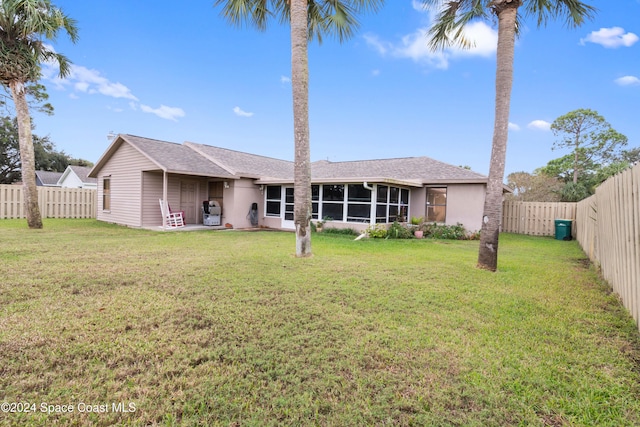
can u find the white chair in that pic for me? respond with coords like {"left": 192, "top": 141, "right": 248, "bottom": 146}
{"left": 159, "top": 199, "right": 184, "bottom": 228}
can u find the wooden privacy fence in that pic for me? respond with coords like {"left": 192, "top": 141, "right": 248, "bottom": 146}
{"left": 502, "top": 201, "right": 577, "bottom": 236}
{"left": 0, "top": 184, "right": 96, "bottom": 219}
{"left": 576, "top": 164, "right": 640, "bottom": 329}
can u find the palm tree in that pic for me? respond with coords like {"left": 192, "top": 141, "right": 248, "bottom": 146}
{"left": 422, "top": 0, "right": 594, "bottom": 271}
{"left": 214, "top": 0, "right": 383, "bottom": 257}
{"left": 0, "top": 0, "right": 78, "bottom": 229}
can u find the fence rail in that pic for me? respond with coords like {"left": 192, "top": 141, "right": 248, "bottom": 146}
{"left": 502, "top": 201, "right": 577, "bottom": 236}
{"left": 0, "top": 184, "right": 96, "bottom": 219}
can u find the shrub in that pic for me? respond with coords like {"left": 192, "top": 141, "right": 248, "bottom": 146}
{"left": 322, "top": 227, "right": 359, "bottom": 236}
{"left": 387, "top": 221, "right": 413, "bottom": 239}
{"left": 366, "top": 224, "right": 388, "bottom": 238}
{"left": 420, "top": 222, "right": 472, "bottom": 240}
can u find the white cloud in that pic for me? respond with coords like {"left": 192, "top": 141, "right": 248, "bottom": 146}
{"left": 65, "top": 65, "right": 139, "bottom": 100}
{"left": 140, "top": 104, "right": 186, "bottom": 121}
{"left": 365, "top": 20, "right": 497, "bottom": 70}
{"left": 280, "top": 75, "right": 291, "bottom": 84}
{"left": 233, "top": 106, "right": 254, "bottom": 117}
{"left": 527, "top": 120, "right": 551, "bottom": 131}
{"left": 42, "top": 55, "right": 186, "bottom": 122}
{"left": 580, "top": 27, "right": 639, "bottom": 48}
{"left": 508, "top": 122, "right": 521, "bottom": 131}
{"left": 411, "top": 0, "right": 428, "bottom": 13}
{"left": 363, "top": 33, "right": 390, "bottom": 56}
{"left": 615, "top": 75, "right": 640, "bottom": 86}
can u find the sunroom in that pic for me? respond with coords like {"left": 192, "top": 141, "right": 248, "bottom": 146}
{"left": 261, "top": 181, "right": 427, "bottom": 231}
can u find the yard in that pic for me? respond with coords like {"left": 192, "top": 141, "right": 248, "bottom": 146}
{"left": 1, "top": 219, "right": 639, "bottom": 426}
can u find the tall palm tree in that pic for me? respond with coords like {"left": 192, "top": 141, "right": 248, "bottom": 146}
{"left": 423, "top": 0, "right": 594, "bottom": 271}
{"left": 215, "top": 0, "right": 383, "bottom": 257}
{"left": 0, "top": 0, "right": 78, "bottom": 229}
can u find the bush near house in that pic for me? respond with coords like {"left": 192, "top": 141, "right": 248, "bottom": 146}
{"left": 364, "top": 221, "right": 479, "bottom": 240}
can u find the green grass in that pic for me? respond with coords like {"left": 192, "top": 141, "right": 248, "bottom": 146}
{"left": 1, "top": 219, "right": 639, "bottom": 426}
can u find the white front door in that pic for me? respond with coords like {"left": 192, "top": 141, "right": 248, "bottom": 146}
{"left": 281, "top": 186, "right": 295, "bottom": 230}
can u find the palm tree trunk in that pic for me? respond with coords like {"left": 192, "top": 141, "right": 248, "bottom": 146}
{"left": 290, "top": 0, "right": 312, "bottom": 257}
{"left": 477, "top": 2, "right": 519, "bottom": 271}
{"left": 10, "top": 80, "right": 43, "bottom": 229}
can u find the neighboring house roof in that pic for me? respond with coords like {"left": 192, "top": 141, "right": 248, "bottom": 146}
{"left": 35, "top": 170, "right": 63, "bottom": 186}
{"left": 58, "top": 165, "right": 98, "bottom": 186}
{"left": 89, "top": 134, "right": 495, "bottom": 187}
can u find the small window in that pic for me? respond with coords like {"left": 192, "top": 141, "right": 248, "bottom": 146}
{"left": 102, "top": 177, "right": 111, "bottom": 211}
{"left": 265, "top": 185, "right": 281, "bottom": 217}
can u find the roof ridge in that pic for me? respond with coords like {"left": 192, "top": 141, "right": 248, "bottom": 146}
{"left": 184, "top": 142, "right": 237, "bottom": 175}
{"left": 185, "top": 141, "right": 293, "bottom": 165}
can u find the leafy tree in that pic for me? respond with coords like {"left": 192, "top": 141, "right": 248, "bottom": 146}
{"left": 214, "top": 0, "right": 383, "bottom": 257}
{"left": 0, "top": 0, "right": 78, "bottom": 229}
{"left": 422, "top": 0, "right": 594, "bottom": 271}
{"left": 620, "top": 147, "right": 640, "bottom": 165}
{"left": 2, "top": 83, "right": 54, "bottom": 116}
{"left": 559, "top": 181, "right": 589, "bottom": 202}
{"left": 551, "top": 108, "right": 628, "bottom": 184}
{"left": 505, "top": 171, "right": 563, "bottom": 202}
{"left": 0, "top": 116, "right": 90, "bottom": 184}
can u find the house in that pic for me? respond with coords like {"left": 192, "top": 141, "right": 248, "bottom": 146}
{"left": 58, "top": 165, "right": 98, "bottom": 189}
{"left": 89, "top": 134, "right": 498, "bottom": 232}
{"left": 35, "top": 170, "right": 63, "bottom": 187}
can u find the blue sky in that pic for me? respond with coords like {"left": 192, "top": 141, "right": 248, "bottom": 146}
{"left": 32, "top": 0, "right": 639, "bottom": 177}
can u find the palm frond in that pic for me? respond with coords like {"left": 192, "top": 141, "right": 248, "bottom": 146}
{"left": 0, "top": 0, "right": 78, "bottom": 83}
{"left": 523, "top": 0, "right": 596, "bottom": 28}
{"left": 426, "top": 1, "right": 488, "bottom": 51}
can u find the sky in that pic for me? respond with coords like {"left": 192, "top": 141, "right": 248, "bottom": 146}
{"left": 25, "top": 0, "right": 640, "bottom": 177}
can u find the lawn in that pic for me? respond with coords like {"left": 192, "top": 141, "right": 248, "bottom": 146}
{"left": 1, "top": 219, "right": 639, "bottom": 426}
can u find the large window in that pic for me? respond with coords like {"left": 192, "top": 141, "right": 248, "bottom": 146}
{"left": 376, "top": 185, "right": 409, "bottom": 223}
{"left": 426, "top": 187, "right": 447, "bottom": 222}
{"left": 102, "top": 177, "right": 111, "bottom": 211}
{"left": 322, "top": 184, "right": 344, "bottom": 221}
{"left": 265, "top": 183, "right": 410, "bottom": 224}
{"left": 265, "top": 185, "right": 281, "bottom": 217}
{"left": 347, "top": 184, "right": 371, "bottom": 222}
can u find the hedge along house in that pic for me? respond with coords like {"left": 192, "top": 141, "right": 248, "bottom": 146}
{"left": 89, "top": 134, "right": 496, "bottom": 232}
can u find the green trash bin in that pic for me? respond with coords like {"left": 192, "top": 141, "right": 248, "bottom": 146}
{"left": 554, "top": 219, "right": 573, "bottom": 241}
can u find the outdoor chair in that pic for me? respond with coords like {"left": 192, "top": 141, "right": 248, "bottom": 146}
{"left": 159, "top": 199, "right": 184, "bottom": 228}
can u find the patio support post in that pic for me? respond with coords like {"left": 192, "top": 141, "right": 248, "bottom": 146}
{"left": 162, "top": 171, "right": 168, "bottom": 229}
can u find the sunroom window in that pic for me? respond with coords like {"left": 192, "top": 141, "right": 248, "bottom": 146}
{"left": 322, "top": 184, "right": 344, "bottom": 221}
{"left": 346, "top": 184, "right": 372, "bottom": 222}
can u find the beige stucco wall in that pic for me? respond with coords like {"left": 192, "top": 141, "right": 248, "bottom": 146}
{"left": 221, "top": 178, "right": 262, "bottom": 228}
{"left": 445, "top": 184, "right": 486, "bottom": 232}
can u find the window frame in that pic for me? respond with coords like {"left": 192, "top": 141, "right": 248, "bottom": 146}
{"left": 425, "top": 186, "right": 447, "bottom": 223}
{"left": 102, "top": 176, "right": 111, "bottom": 211}
{"left": 265, "top": 185, "right": 282, "bottom": 217}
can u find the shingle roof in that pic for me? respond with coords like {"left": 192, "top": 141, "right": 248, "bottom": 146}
{"left": 68, "top": 165, "right": 97, "bottom": 184}
{"left": 185, "top": 141, "right": 293, "bottom": 180}
{"left": 309, "top": 157, "right": 487, "bottom": 185}
{"left": 119, "top": 135, "right": 236, "bottom": 178}
{"left": 35, "top": 170, "right": 63, "bottom": 186}
{"left": 90, "top": 134, "right": 489, "bottom": 185}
